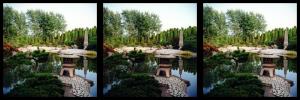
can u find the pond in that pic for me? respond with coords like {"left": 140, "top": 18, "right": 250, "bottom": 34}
{"left": 103, "top": 54, "right": 197, "bottom": 97}
{"left": 3, "top": 53, "right": 97, "bottom": 97}
{"left": 203, "top": 53, "right": 297, "bottom": 97}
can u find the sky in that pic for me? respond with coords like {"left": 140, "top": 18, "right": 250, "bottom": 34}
{"left": 3, "top": 3, "right": 97, "bottom": 31}
{"left": 204, "top": 3, "right": 297, "bottom": 31}
{"left": 104, "top": 3, "right": 197, "bottom": 31}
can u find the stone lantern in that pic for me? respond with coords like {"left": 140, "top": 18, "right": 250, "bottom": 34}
{"left": 259, "top": 53, "right": 279, "bottom": 77}
{"left": 155, "top": 53, "right": 176, "bottom": 77}
{"left": 59, "top": 54, "right": 79, "bottom": 77}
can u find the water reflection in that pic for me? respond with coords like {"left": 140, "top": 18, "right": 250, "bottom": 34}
{"left": 179, "top": 57, "right": 183, "bottom": 78}
{"left": 103, "top": 55, "right": 197, "bottom": 97}
{"left": 284, "top": 57, "right": 288, "bottom": 78}
{"left": 203, "top": 54, "right": 297, "bottom": 97}
{"left": 3, "top": 54, "right": 97, "bottom": 97}
{"left": 84, "top": 57, "right": 88, "bottom": 78}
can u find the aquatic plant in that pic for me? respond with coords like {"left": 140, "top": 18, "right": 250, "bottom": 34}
{"left": 85, "top": 51, "right": 97, "bottom": 58}
{"left": 177, "top": 51, "right": 194, "bottom": 58}
{"left": 285, "top": 51, "right": 297, "bottom": 59}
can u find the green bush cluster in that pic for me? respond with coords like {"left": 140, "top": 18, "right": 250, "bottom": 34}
{"left": 206, "top": 73, "right": 264, "bottom": 97}
{"left": 103, "top": 53, "right": 129, "bottom": 69}
{"left": 32, "top": 50, "right": 49, "bottom": 62}
{"left": 203, "top": 52, "right": 232, "bottom": 69}
{"left": 6, "top": 73, "right": 64, "bottom": 97}
{"left": 231, "top": 49, "right": 249, "bottom": 62}
{"left": 5, "top": 52, "right": 32, "bottom": 69}
{"left": 128, "top": 50, "right": 146, "bottom": 63}
{"left": 105, "top": 73, "right": 161, "bottom": 97}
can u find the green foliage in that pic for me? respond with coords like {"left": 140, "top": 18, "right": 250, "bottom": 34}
{"left": 104, "top": 8, "right": 197, "bottom": 52}
{"left": 206, "top": 73, "right": 264, "bottom": 97}
{"left": 60, "top": 27, "right": 97, "bottom": 50}
{"left": 203, "top": 6, "right": 297, "bottom": 49}
{"left": 204, "top": 52, "right": 232, "bottom": 69}
{"left": 226, "top": 10, "right": 266, "bottom": 42}
{"left": 127, "top": 50, "right": 147, "bottom": 72}
{"left": 103, "top": 7, "right": 123, "bottom": 37}
{"left": 122, "top": 10, "right": 161, "bottom": 43}
{"left": 26, "top": 9, "right": 66, "bottom": 42}
{"left": 105, "top": 73, "right": 161, "bottom": 97}
{"left": 3, "top": 6, "right": 28, "bottom": 38}
{"left": 231, "top": 49, "right": 249, "bottom": 63}
{"left": 203, "top": 6, "right": 228, "bottom": 39}
{"left": 6, "top": 73, "right": 64, "bottom": 97}
{"left": 4, "top": 6, "right": 97, "bottom": 49}
{"left": 128, "top": 50, "right": 146, "bottom": 63}
{"left": 32, "top": 50, "right": 49, "bottom": 62}
{"left": 5, "top": 52, "right": 32, "bottom": 69}
{"left": 103, "top": 53, "right": 130, "bottom": 69}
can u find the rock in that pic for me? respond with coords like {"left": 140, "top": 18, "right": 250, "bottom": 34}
{"left": 257, "top": 75, "right": 291, "bottom": 97}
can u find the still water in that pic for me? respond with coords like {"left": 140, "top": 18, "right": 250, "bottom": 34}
{"left": 103, "top": 54, "right": 197, "bottom": 97}
{"left": 203, "top": 53, "right": 297, "bottom": 97}
{"left": 3, "top": 53, "right": 97, "bottom": 97}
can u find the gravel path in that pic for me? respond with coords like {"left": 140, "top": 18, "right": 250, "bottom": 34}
{"left": 256, "top": 75, "right": 291, "bottom": 97}
{"left": 55, "top": 75, "right": 91, "bottom": 97}
{"left": 151, "top": 75, "right": 188, "bottom": 97}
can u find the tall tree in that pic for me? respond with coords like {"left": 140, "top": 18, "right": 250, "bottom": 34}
{"left": 122, "top": 10, "right": 161, "bottom": 42}
{"left": 26, "top": 10, "right": 66, "bottom": 42}
{"left": 103, "top": 7, "right": 122, "bottom": 37}
{"left": 226, "top": 10, "right": 266, "bottom": 42}
{"left": 3, "top": 6, "right": 28, "bottom": 38}
{"left": 203, "top": 6, "right": 227, "bottom": 39}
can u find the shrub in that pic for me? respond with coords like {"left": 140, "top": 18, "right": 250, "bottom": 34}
{"left": 103, "top": 53, "right": 129, "bottom": 69}
{"left": 203, "top": 43, "right": 219, "bottom": 57}
{"left": 5, "top": 52, "right": 32, "bottom": 69}
{"left": 206, "top": 73, "right": 264, "bottom": 97}
{"left": 105, "top": 73, "right": 161, "bottom": 97}
{"left": 231, "top": 49, "right": 249, "bottom": 63}
{"left": 230, "top": 49, "right": 249, "bottom": 71}
{"left": 3, "top": 43, "right": 19, "bottom": 58}
{"left": 32, "top": 50, "right": 49, "bottom": 62}
{"left": 204, "top": 52, "right": 231, "bottom": 69}
{"left": 128, "top": 50, "right": 146, "bottom": 63}
{"left": 6, "top": 73, "right": 64, "bottom": 97}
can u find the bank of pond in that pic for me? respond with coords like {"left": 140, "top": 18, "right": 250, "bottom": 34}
{"left": 103, "top": 49, "right": 197, "bottom": 97}
{"left": 3, "top": 50, "right": 97, "bottom": 97}
{"left": 203, "top": 49, "right": 297, "bottom": 97}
